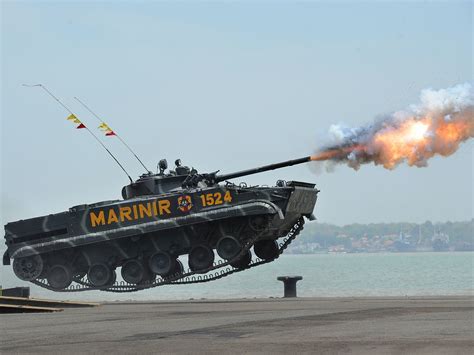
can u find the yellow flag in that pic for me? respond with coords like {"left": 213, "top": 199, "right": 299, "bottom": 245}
{"left": 98, "top": 122, "right": 112, "bottom": 131}
{"left": 66, "top": 114, "right": 81, "bottom": 124}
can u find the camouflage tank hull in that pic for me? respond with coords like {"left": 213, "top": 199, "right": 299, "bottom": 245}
{"left": 4, "top": 181, "right": 318, "bottom": 292}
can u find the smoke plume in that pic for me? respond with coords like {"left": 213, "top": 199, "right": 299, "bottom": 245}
{"left": 312, "top": 83, "right": 474, "bottom": 170}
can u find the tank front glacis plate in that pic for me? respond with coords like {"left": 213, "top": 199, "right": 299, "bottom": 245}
{"left": 286, "top": 186, "right": 318, "bottom": 215}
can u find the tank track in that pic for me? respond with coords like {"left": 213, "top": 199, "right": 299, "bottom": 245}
{"left": 31, "top": 217, "right": 305, "bottom": 293}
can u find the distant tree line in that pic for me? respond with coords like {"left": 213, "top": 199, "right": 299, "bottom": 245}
{"left": 294, "top": 219, "right": 473, "bottom": 249}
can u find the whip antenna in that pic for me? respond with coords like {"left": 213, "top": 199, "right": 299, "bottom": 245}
{"left": 23, "top": 84, "right": 133, "bottom": 183}
{"left": 73, "top": 96, "right": 151, "bottom": 173}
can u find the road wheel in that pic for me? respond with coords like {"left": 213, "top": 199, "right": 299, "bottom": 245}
{"left": 13, "top": 255, "right": 44, "bottom": 281}
{"left": 88, "top": 263, "right": 112, "bottom": 287}
{"left": 254, "top": 240, "right": 279, "bottom": 260}
{"left": 230, "top": 250, "right": 252, "bottom": 269}
{"left": 149, "top": 252, "right": 173, "bottom": 276}
{"left": 188, "top": 245, "right": 215, "bottom": 271}
{"left": 217, "top": 236, "right": 242, "bottom": 260}
{"left": 121, "top": 260, "right": 145, "bottom": 284}
{"left": 47, "top": 264, "right": 73, "bottom": 290}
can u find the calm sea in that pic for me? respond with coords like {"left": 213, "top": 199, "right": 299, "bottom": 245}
{"left": 1, "top": 252, "right": 473, "bottom": 301}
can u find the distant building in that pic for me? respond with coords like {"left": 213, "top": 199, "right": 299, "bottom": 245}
{"left": 432, "top": 230, "right": 450, "bottom": 251}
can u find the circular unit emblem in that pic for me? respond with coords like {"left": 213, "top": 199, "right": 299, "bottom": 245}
{"left": 178, "top": 195, "right": 193, "bottom": 213}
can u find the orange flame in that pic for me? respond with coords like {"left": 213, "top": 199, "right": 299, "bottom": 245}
{"left": 311, "top": 145, "right": 365, "bottom": 162}
{"left": 373, "top": 115, "right": 473, "bottom": 169}
{"left": 312, "top": 111, "right": 473, "bottom": 169}
{"left": 311, "top": 149, "right": 342, "bottom": 161}
{"left": 372, "top": 118, "right": 431, "bottom": 169}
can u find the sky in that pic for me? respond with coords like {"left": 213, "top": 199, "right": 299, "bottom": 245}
{"left": 1, "top": 1, "right": 472, "bottom": 231}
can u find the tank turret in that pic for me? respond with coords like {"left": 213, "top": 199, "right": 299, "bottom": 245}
{"left": 122, "top": 156, "right": 312, "bottom": 198}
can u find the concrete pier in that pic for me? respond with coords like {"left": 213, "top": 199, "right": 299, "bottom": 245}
{"left": 0, "top": 296, "right": 472, "bottom": 354}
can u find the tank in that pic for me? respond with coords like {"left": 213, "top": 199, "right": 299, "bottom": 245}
{"left": 3, "top": 156, "right": 319, "bottom": 292}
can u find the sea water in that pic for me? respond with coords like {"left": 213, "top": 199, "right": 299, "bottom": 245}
{"left": 1, "top": 252, "right": 472, "bottom": 301}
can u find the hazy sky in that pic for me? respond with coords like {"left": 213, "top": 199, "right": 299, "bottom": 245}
{"left": 1, "top": 1, "right": 472, "bottom": 228}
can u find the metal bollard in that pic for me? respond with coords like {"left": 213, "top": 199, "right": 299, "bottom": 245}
{"left": 277, "top": 276, "right": 302, "bottom": 298}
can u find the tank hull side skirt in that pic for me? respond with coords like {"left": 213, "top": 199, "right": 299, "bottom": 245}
{"left": 9, "top": 201, "right": 284, "bottom": 259}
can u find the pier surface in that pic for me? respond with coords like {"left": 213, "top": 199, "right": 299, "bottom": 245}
{"left": 1, "top": 296, "right": 473, "bottom": 354}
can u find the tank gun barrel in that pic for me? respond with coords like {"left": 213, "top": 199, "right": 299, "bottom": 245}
{"left": 215, "top": 156, "right": 312, "bottom": 183}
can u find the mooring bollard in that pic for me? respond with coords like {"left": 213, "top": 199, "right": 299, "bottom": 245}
{"left": 277, "top": 276, "right": 302, "bottom": 298}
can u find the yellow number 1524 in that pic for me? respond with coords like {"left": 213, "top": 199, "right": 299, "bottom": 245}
{"left": 200, "top": 191, "right": 232, "bottom": 207}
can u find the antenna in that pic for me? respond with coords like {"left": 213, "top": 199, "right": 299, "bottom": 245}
{"left": 73, "top": 96, "right": 151, "bottom": 173}
{"left": 23, "top": 84, "right": 133, "bottom": 183}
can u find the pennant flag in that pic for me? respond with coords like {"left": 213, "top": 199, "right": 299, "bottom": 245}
{"left": 98, "top": 122, "right": 111, "bottom": 130}
{"left": 98, "top": 122, "right": 115, "bottom": 136}
{"left": 66, "top": 113, "right": 86, "bottom": 129}
{"left": 66, "top": 114, "right": 81, "bottom": 124}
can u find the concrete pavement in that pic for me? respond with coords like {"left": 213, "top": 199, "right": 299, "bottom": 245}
{"left": 1, "top": 296, "right": 473, "bottom": 354}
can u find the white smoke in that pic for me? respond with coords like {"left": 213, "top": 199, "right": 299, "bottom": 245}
{"left": 328, "top": 124, "right": 362, "bottom": 144}
{"left": 316, "top": 82, "right": 474, "bottom": 171}
{"left": 413, "top": 82, "right": 473, "bottom": 115}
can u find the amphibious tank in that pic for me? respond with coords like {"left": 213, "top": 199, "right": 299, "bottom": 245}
{"left": 3, "top": 156, "right": 319, "bottom": 292}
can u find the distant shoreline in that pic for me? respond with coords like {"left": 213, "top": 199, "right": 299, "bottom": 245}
{"left": 286, "top": 250, "right": 474, "bottom": 255}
